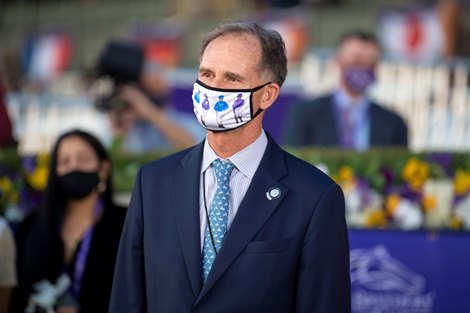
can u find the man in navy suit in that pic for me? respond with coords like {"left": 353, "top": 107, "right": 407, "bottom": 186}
{"left": 110, "top": 21, "right": 350, "bottom": 313}
{"left": 284, "top": 31, "right": 408, "bottom": 150}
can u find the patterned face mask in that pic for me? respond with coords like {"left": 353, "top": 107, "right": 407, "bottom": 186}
{"left": 344, "top": 66, "right": 376, "bottom": 94}
{"left": 192, "top": 80, "right": 270, "bottom": 131}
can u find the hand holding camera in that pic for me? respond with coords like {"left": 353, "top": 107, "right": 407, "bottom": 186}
{"left": 117, "top": 84, "right": 163, "bottom": 119}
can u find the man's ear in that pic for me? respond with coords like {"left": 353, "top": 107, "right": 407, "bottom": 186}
{"left": 260, "top": 83, "right": 280, "bottom": 110}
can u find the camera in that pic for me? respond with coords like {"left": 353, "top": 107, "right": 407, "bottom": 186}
{"left": 94, "top": 41, "right": 144, "bottom": 111}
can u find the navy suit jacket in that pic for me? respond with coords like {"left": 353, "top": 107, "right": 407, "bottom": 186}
{"left": 283, "top": 94, "right": 408, "bottom": 147}
{"left": 109, "top": 135, "right": 350, "bottom": 313}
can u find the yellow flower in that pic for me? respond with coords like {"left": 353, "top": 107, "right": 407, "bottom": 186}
{"left": 37, "top": 154, "right": 50, "bottom": 166}
{"left": 365, "top": 210, "right": 387, "bottom": 228}
{"left": 450, "top": 215, "right": 463, "bottom": 230}
{"left": 0, "top": 176, "right": 19, "bottom": 204}
{"left": 339, "top": 165, "right": 355, "bottom": 182}
{"left": 454, "top": 170, "right": 470, "bottom": 196}
{"left": 385, "top": 193, "right": 401, "bottom": 216}
{"left": 411, "top": 176, "right": 427, "bottom": 190}
{"left": 7, "top": 191, "right": 19, "bottom": 204}
{"left": 0, "top": 176, "right": 12, "bottom": 194}
{"left": 402, "top": 157, "right": 429, "bottom": 191}
{"left": 421, "top": 195, "right": 437, "bottom": 212}
{"left": 27, "top": 166, "right": 49, "bottom": 191}
{"left": 402, "top": 158, "right": 419, "bottom": 180}
{"left": 336, "top": 165, "right": 357, "bottom": 192}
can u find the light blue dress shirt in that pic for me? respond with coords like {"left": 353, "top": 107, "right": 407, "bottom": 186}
{"left": 199, "top": 130, "right": 268, "bottom": 251}
{"left": 333, "top": 88, "right": 371, "bottom": 151}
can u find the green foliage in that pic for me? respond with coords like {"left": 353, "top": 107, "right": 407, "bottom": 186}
{"left": 2, "top": 147, "right": 470, "bottom": 194}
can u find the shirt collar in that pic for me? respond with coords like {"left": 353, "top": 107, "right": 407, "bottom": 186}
{"left": 334, "top": 87, "right": 370, "bottom": 112}
{"left": 201, "top": 130, "right": 268, "bottom": 179}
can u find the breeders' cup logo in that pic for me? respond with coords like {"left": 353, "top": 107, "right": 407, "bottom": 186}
{"left": 350, "top": 245, "right": 435, "bottom": 313}
{"left": 351, "top": 245, "right": 424, "bottom": 295}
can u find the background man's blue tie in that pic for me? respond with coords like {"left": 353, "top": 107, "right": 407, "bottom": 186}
{"left": 202, "top": 159, "right": 236, "bottom": 282}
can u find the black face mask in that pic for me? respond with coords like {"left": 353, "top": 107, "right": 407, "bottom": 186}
{"left": 58, "top": 171, "right": 100, "bottom": 200}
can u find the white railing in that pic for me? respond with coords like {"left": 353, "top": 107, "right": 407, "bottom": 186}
{"left": 6, "top": 93, "right": 111, "bottom": 155}
{"left": 6, "top": 62, "right": 470, "bottom": 154}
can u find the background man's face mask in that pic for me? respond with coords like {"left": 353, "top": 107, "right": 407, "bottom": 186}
{"left": 192, "top": 80, "right": 269, "bottom": 131}
{"left": 344, "top": 66, "right": 376, "bottom": 94}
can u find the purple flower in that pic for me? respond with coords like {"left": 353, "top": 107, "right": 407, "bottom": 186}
{"left": 22, "top": 156, "right": 37, "bottom": 173}
{"left": 399, "top": 183, "right": 422, "bottom": 204}
{"left": 453, "top": 194, "right": 468, "bottom": 207}
{"left": 356, "top": 178, "right": 375, "bottom": 205}
{"left": 381, "top": 167, "right": 395, "bottom": 193}
{"left": 426, "top": 153, "right": 453, "bottom": 177}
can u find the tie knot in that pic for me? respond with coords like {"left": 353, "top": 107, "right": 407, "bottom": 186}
{"left": 212, "top": 159, "right": 235, "bottom": 184}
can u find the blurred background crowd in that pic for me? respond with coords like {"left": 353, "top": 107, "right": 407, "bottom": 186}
{"left": 1, "top": 0, "right": 470, "bottom": 312}
{"left": 1, "top": 0, "right": 470, "bottom": 154}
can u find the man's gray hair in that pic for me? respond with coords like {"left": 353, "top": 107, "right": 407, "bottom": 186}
{"left": 200, "top": 21, "right": 288, "bottom": 87}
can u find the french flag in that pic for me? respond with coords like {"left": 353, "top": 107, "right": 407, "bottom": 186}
{"left": 23, "top": 32, "right": 73, "bottom": 82}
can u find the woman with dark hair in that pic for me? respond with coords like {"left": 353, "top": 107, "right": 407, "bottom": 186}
{"left": 10, "top": 130, "right": 127, "bottom": 313}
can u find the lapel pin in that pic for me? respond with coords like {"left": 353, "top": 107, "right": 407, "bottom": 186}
{"left": 266, "top": 187, "right": 281, "bottom": 200}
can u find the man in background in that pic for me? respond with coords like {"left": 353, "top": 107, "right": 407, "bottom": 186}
{"left": 283, "top": 30, "right": 408, "bottom": 150}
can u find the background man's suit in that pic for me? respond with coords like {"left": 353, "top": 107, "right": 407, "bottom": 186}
{"left": 283, "top": 95, "right": 408, "bottom": 147}
{"left": 110, "top": 135, "right": 350, "bottom": 313}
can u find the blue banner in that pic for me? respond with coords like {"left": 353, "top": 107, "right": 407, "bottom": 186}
{"left": 349, "top": 229, "right": 470, "bottom": 313}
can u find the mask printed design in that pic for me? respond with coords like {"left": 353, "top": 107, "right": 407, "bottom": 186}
{"left": 232, "top": 94, "right": 245, "bottom": 123}
{"left": 214, "top": 95, "right": 229, "bottom": 128}
{"left": 192, "top": 80, "right": 269, "bottom": 131}
{"left": 194, "top": 88, "right": 211, "bottom": 127}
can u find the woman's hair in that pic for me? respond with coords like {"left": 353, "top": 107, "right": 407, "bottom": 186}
{"left": 19, "top": 129, "right": 114, "bottom": 285}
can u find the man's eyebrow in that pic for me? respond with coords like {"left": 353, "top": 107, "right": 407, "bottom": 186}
{"left": 198, "top": 67, "right": 245, "bottom": 82}
{"left": 225, "top": 71, "right": 244, "bottom": 81}
{"left": 198, "top": 67, "right": 213, "bottom": 74}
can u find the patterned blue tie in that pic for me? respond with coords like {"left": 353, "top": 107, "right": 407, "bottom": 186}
{"left": 202, "top": 159, "right": 236, "bottom": 282}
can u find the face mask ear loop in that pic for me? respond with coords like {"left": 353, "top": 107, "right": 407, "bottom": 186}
{"left": 248, "top": 81, "right": 271, "bottom": 118}
{"left": 251, "top": 81, "right": 272, "bottom": 92}
{"left": 252, "top": 107, "right": 264, "bottom": 119}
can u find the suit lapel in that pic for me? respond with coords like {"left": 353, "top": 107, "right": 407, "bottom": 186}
{"left": 321, "top": 96, "right": 340, "bottom": 145}
{"left": 169, "top": 142, "right": 205, "bottom": 299}
{"left": 195, "top": 136, "right": 289, "bottom": 305}
{"left": 369, "top": 103, "right": 381, "bottom": 146}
